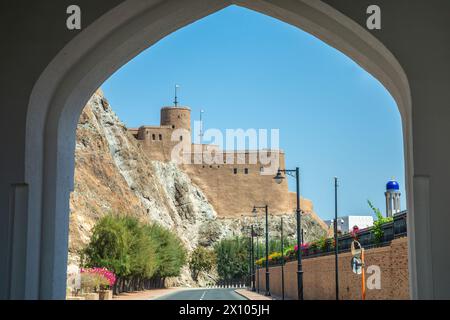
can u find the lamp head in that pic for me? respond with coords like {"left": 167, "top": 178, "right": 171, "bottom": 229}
{"left": 274, "top": 169, "right": 284, "bottom": 184}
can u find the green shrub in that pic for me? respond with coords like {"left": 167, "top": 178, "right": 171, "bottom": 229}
{"left": 214, "top": 237, "right": 249, "bottom": 283}
{"left": 82, "top": 213, "right": 187, "bottom": 291}
{"left": 368, "top": 200, "right": 393, "bottom": 243}
{"left": 189, "top": 246, "right": 216, "bottom": 281}
{"left": 147, "top": 223, "right": 187, "bottom": 278}
{"left": 81, "top": 214, "right": 131, "bottom": 277}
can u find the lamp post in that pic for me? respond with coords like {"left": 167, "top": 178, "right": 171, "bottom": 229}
{"left": 252, "top": 205, "right": 270, "bottom": 296}
{"left": 274, "top": 167, "right": 303, "bottom": 300}
{"left": 280, "top": 216, "right": 285, "bottom": 300}
{"left": 254, "top": 212, "right": 260, "bottom": 293}
{"left": 250, "top": 224, "right": 256, "bottom": 291}
{"left": 251, "top": 209, "right": 258, "bottom": 292}
{"left": 334, "top": 177, "right": 339, "bottom": 301}
{"left": 256, "top": 235, "right": 260, "bottom": 293}
{"left": 248, "top": 226, "right": 252, "bottom": 289}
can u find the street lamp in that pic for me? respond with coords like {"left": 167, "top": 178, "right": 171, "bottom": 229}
{"left": 251, "top": 208, "right": 258, "bottom": 292}
{"left": 252, "top": 205, "right": 270, "bottom": 296}
{"left": 274, "top": 167, "right": 304, "bottom": 300}
{"left": 280, "top": 216, "right": 285, "bottom": 300}
{"left": 249, "top": 224, "right": 256, "bottom": 291}
{"left": 333, "top": 177, "right": 340, "bottom": 300}
{"left": 256, "top": 235, "right": 260, "bottom": 293}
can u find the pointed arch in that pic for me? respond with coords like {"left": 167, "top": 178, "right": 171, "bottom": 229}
{"left": 25, "top": 0, "right": 412, "bottom": 299}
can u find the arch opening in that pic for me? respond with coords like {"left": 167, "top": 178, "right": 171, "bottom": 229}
{"left": 25, "top": 0, "right": 413, "bottom": 299}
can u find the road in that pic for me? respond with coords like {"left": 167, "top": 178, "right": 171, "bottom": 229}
{"left": 156, "top": 288, "right": 247, "bottom": 300}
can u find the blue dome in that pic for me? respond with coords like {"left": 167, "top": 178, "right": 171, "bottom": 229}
{"left": 386, "top": 180, "right": 400, "bottom": 191}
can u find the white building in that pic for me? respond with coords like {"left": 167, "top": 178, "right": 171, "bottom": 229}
{"left": 325, "top": 215, "right": 374, "bottom": 233}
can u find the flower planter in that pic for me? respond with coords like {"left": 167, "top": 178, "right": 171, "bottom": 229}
{"left": 66, "top": 296, "right": 86, "bottom": 300}
{"left": 81, "top": 292, "right": 99, "bottom": 300}
{"left": 99, "top": 289, "right": 113, "bottom": 300}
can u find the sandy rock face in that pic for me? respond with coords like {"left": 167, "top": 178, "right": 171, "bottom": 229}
{"left": 69, "top": 90, "right": 327, "bottom": 285}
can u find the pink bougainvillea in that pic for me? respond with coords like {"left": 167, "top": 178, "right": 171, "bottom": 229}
{"left": 81, "top": 267, "right": 116, "bottom": 287}
{"left": 294, "top": 243, "right": 310, "bottom": 252}
{"left": 351, "top": 225, "right": 360, "bottom": 239}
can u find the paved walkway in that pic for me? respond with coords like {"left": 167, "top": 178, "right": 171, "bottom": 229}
{"left": 113, "top": 287, "right": 185, "bottom": 300}
{"left": 234, "top": 289, "right": 273, "bottom": 300}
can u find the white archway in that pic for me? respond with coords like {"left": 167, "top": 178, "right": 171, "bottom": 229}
{"left": 24, "top": 0, "right": 413, "bottom": 299}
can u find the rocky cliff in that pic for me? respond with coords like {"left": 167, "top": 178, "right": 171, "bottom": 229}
{"left": 69, "top": 90, "right": 327, "bottom": 285}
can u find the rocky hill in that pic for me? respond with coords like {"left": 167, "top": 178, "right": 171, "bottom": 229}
{"left": 69, "top": 89, "right": 327, "bottom": 286}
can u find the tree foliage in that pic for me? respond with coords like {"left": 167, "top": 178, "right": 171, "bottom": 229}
{"left": 368, "top": 200, "right": 393, "bottom": 243}
{"left": 81, "top": 213, "right": 187, "bottom": 292}
{"left": 214, "top": 237, "right": 249, "bottom": 283}
{"left": 189, "top": 246, "right": 216, "bottom": 280}
{"left": 81, "top": 214, "right": 131, "bottom": 277}
{"left": 146, "top": 223, "right": 187, "bottom": 278}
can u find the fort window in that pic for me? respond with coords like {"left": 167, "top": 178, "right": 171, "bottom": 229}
{"left": 159, "top": 134, "right": 162, "bottom": 140}
{"left": 152, "top": 134, "right": 156, "bottom": 140}
{"left": 233, "top": 168, "right": 238, "bottom": 174}
{"left": 180, "top": 136, "right": 183, "bottom": 141}
{"left": 172, "top": 125, "right": 175, "bottom": 129}
{"left": 244, "top": 168, "right": 249, "bottom": 174}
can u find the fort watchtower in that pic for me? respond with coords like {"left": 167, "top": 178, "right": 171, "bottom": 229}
{"left": 130, "top": 105, "right": 192, "bottom": 161}
{"left": 161, "top": 106, "right": 191, "bottom": 131}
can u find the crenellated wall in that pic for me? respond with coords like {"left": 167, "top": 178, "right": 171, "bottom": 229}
{"left": 181, "top": 151, "right": 291, "bottom": 217}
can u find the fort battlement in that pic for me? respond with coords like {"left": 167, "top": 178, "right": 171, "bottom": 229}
{"left": 128, "top": 105, "right": 302, "bottom": 217}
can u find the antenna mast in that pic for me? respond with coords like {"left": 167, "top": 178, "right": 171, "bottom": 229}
{"left": 174, "top": 84, "right": 180, "bottom": 106}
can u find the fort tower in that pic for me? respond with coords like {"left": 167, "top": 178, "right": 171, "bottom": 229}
{"left": 161, "top": 106, "right": 191, "bottom": 131}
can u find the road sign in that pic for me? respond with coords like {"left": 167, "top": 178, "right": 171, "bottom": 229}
{"left": 351, "top": 256, "right": 363, "bottom": 274}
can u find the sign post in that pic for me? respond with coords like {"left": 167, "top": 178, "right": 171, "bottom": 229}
{"left": 351, "top": 240, "right": 366, "bottom": 300}
{"left": 361, "top": 248, "right": 366, "bottom": 300}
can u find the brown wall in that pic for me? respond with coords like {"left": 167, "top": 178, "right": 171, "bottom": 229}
{"left": 256, "top": 237, "right": 409, "bottom": 300}
{"left": 181, "top": 151, "right": 291, "bottom": 217}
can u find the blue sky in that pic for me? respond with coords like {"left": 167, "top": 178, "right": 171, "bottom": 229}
{"left": 102, "top": 5, "right": 406, "bottom": 221}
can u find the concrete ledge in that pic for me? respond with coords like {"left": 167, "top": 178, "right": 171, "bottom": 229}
{"left": 234, "top": 289, "right": 272, "bottom": 300}
{"left": 114, "top": 287, "right": 185, "bottom": 300}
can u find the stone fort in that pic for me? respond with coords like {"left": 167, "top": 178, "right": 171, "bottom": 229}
{"left": 128, "top": 104, "right": 319, "bottom": 219}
